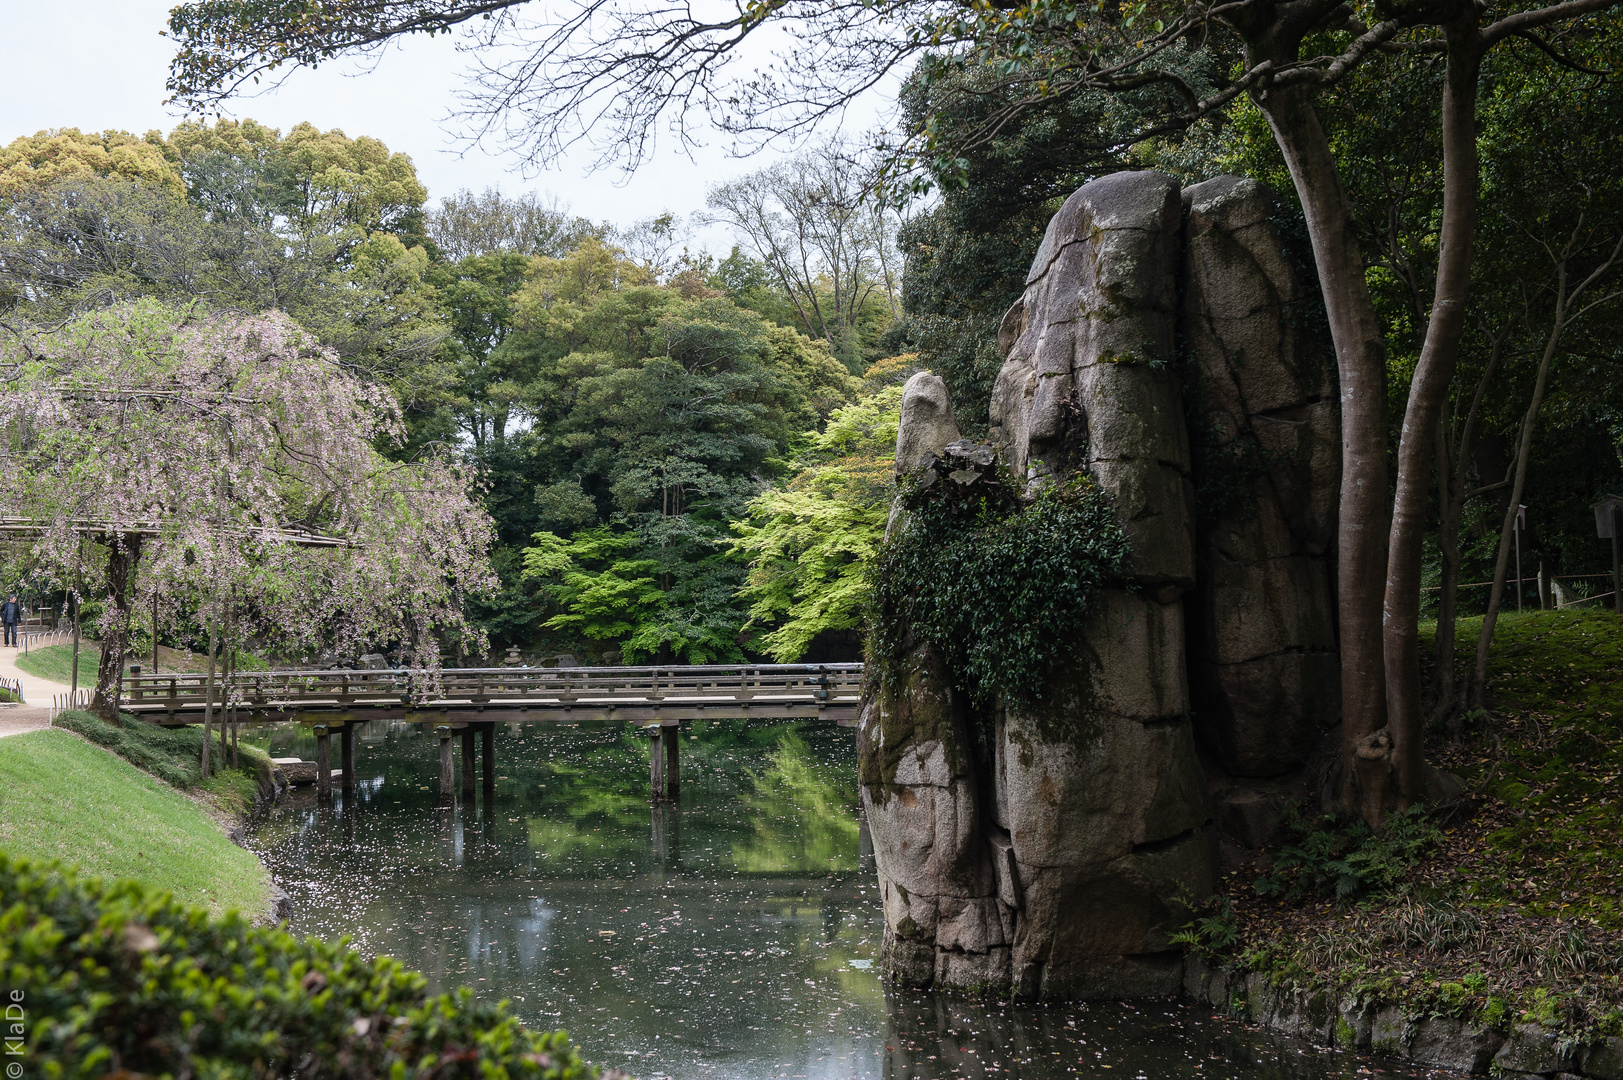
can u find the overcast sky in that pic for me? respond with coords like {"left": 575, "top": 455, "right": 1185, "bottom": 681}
{"left": 0, "top": 1, "right": 892, "bottom": 245}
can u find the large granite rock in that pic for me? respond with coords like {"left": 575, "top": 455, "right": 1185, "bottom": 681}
{"left": 1179, "top": 175, "right": 1341, "bottom": 778}
{"left": 860, "top": 171, "right": 1341, "bottom": 1000}
{"left": 861, "top": 172, "right": 1214, "bottom": 1000}
{"left": 895, "top": 371, "right": 962, "bottom": 477}
{"left": 991, "top": 171, "right": 1194, "bottom": 599}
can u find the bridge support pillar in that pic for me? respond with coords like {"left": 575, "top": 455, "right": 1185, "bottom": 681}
{"left": 662, "top": 722, "right": 680, "bottom": 798}
{"left": 437, "top": 726, "right": 454, "bottom": 801}
{"left": 481, "top": 723, "right": 495, "bottom": 793}
{"left": 648, "top": 726, "right": 665, "bottom": 801}
{"left": 460, "top": 726, "right": 476, "bottom": 798}
{"left": 314, "top": 725, "right": 331, "bottom": 799}
{"left": 340, "top": 723, "right": 355, "bottom": 794}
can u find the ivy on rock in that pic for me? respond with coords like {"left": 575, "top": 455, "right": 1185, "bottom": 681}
{"left": 866, "top": 441, "right": 1131, "bottom": 713}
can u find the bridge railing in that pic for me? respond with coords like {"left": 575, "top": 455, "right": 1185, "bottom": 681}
{"left": 121, "top": 663, "right": 864, "bottom": 714}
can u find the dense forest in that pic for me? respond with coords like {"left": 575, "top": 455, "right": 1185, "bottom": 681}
{"left": 4, "top": 28, "right": 1622, "bottom": 684}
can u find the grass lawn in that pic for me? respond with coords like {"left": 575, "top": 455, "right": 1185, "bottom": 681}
{"left": 15, "top": 642, "right": 268, "bottom": 685}
{"left": 14, "top": 642, "right": 111, "bottom": 685}
{"left": 0, "top": 727, "right": 271, "bottom": 917}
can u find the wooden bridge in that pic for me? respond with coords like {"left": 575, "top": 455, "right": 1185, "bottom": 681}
{"left": 121, "top": 663, "right": 864, "bottom": 802}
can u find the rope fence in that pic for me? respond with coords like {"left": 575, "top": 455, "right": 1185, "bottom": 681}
{"left": 1424, "top": 571, "right": 1617, "bottom": 610}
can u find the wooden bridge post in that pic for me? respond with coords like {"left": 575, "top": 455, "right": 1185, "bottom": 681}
{"left": 460, "top": 726, "right": 475, "bottom": 798}
{"left": 648, "top": 726, "right": 665, "bottom": 802}
{"left": 437, "top": 726, "right": 454, "bottom": 801}
{"left": 340, "top": 723, "right": 355, "bottom": 793}
{"left": 480, "top": 723, "right": 495, "bottom": 793}
{"left": 314, "top": 725, "right": 331, "bottom": 799}
{"left": 661, "top": 722, "right": 680, "bottom": 798}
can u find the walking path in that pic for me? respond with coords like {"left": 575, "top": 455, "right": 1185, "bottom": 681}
{"left": 0, "top": 644, "right": 73, "bottom": 737}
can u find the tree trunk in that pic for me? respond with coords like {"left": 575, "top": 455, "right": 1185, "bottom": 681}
{"left": 229, "top": 645, "right": 239, "bottom": 769}
{"left": 1470, "top": 222, "right": 1623, "bottom": 698}
{"left": 1383, "top": 26, "right": 1484, "bottom": 808}
{"left": 1434, "top": 408, "right": 1462, "bottom": 723}
{"left": 201, "top": 622, "right": 219, "bottom": 778}
{"left": 1255, "top": 82, "right": 1391, "bottom": 824}
{"left": 1433, "top": 324, "right": 1509, "bottom": 734}
{"left": 1471, "top": 286, "right": 1567, "bottom": 701}
{"left": 91, "top": 532, "right": 143, "bottom": 724}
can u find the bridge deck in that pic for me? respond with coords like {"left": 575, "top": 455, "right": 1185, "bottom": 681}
{"left": 122, "top": 663, "right": 864, "bottom": 726}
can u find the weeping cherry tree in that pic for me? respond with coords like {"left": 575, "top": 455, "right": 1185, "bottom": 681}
{"left": 0, "top": 300, "right": 496, "bottom": 743}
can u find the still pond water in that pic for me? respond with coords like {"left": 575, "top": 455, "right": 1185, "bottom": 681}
{"left": 244, "top": 719, "right": 1419, "bottom": 1080}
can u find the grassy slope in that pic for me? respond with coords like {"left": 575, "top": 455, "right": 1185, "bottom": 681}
{"left": 1211, "top": 609, "right": 1622, "bottom": 1043}
{"left": 15, "top": 643, "right": 266, "bottom": 684}
{"left": 0, "top": 727, "right": 270, "bottom": 917}
{"left": 14, "top": 643, "right": 110, "bottom": 685}
{"left": 1442, "top": 610, "right": 1623, "bottom": 925}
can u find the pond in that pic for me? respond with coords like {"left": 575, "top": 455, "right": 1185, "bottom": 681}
{"left": 243, "top": 719, "right": 1414, "bottom": 1080}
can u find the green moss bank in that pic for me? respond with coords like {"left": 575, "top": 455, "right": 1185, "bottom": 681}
{"left": 1183, "top": 610, "right": 1623, "bottom": 1075}
{"left": 0, "top": 725, "right": 271, "bottom": 918}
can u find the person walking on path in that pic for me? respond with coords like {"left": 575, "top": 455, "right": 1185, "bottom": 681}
{"left": 1, "top": 595, "right": 21, "bottom": 648}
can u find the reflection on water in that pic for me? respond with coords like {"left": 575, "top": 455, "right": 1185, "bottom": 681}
{"left": 245, "top": 720, "right": 1415, "bottom": 1080}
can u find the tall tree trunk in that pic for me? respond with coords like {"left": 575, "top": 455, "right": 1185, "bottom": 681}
{"left": 219, "top": 603, "right": 234, "bottom": 766}
{"left": 1256, "top": 83, "right": 1392, "bottom": 824}
{"left": 1471, "top": 228, "right": 1623, "bottom": 699}
{"left": 1434, "top": 406, "right": 1461, "bottom": 721}
{"left": 201, "top": 621, "right": 219, "bottom": 778}
{"left": 1433, "top": 324, "right": 1510, "bottom": 734}
{"left": 229, "top": 645, "right": 239, "bottom": 769}
{"left": 1471, "top": 298, "right": 1566, "bottom": 701}
{"left": 92, "top": 532, "right": 143, "bottom": 724}
{"left": 1383, "top": 26, "right": 1484, "bottom": 807}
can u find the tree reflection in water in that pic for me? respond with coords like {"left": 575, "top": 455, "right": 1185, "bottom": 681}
{"left": 245, "top": 719, "right": 1416, "bottom": 1080}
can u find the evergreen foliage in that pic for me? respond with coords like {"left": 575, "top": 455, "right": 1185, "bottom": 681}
{"left": 868, "top": 457, "right": 1130, "bottom": 708}
{"left": 0, "top": 854, "right": 605, "bottom": 1079}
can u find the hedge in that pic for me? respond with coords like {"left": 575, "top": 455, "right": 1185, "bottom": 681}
{"left": 0, "top": 854, "right": 618, "bottom": 1079}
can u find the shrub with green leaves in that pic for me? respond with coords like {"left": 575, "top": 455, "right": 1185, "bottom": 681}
{"left": 0, "top": 854, "right": 610, "bottom": 1079}
{"left": 866, "top": 449, "right": 1130, "bottom": 709}
{"left": 1255, "top": 805, "right": 1441, "bottom": 904}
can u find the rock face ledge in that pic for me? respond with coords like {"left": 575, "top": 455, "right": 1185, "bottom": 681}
{"left": 858, "top": 171, "right": 1339, "bottom": 1000}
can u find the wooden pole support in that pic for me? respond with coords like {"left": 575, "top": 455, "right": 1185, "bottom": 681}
{"left": 314, "top": 725, "right": 331, "bottom": 799}
{"left": 662, "top": 723, "right": 680, "bottom": 799}
{"left": 460, "top": 726, "right": 476, "bottom": 798}
{"left": 340, "top": 723, "right": 356, "bottom": 793}
{"left": 438, "top": 726, "right": 455, "bottom": 800}
{"left": 481, "top": 722, "right": 495, "bottom": 791}
{"left": 649, "top": 726, "right": 664, "bottom": 801}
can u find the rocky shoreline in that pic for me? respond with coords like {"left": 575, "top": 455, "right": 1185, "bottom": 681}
{"left": 1183, "top": 955, "right": 1623, "bottom": 1079}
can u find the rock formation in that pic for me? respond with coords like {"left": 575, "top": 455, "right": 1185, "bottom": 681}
{"left": 858, "top": 171, "right": 1341, "bottom": 1000}
{"left": 1179, "top": 175, "right": 1340, "bottom": 780}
